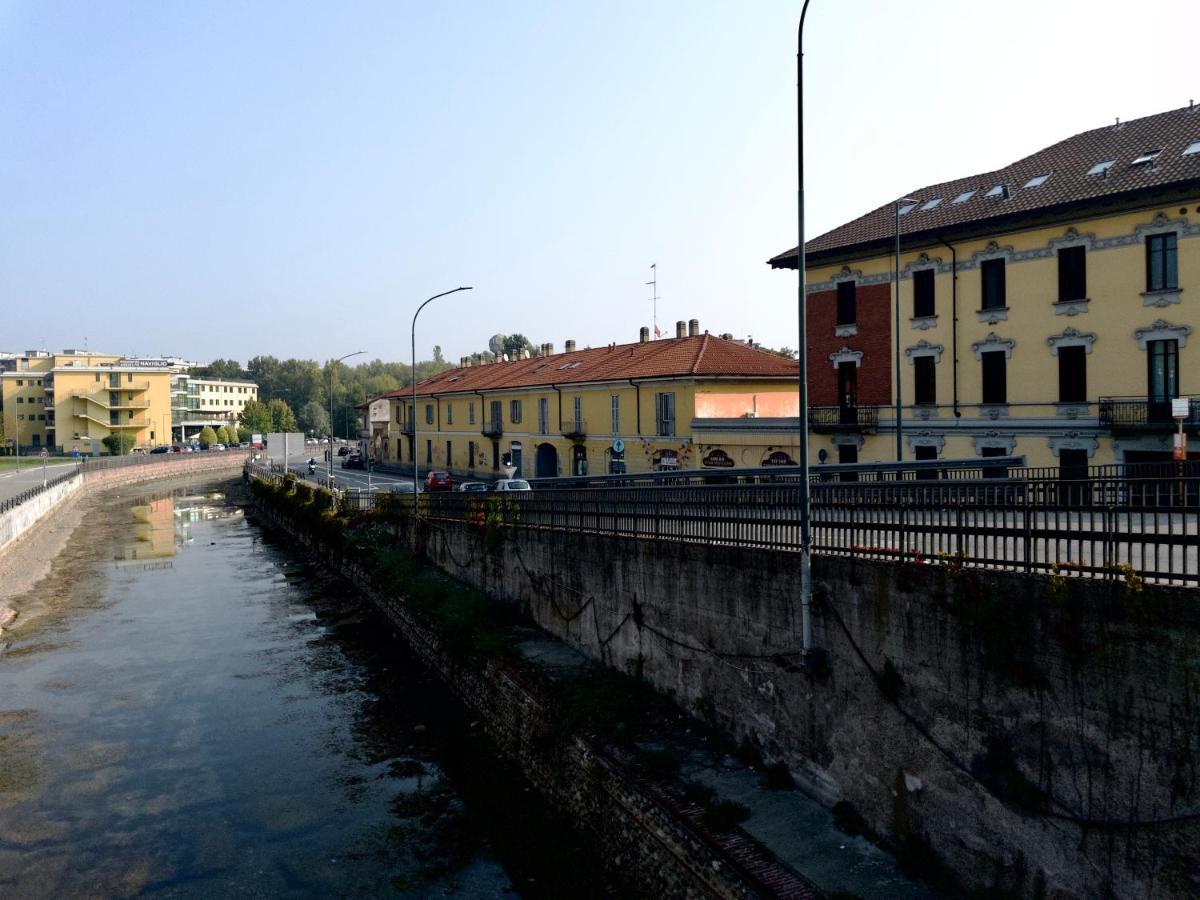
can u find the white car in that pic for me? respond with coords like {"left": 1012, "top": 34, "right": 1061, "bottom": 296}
{"left": 493, "top": 478, "right": 531, "bottom": 492}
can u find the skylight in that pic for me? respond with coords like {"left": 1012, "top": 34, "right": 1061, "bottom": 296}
{"left": 1024, "top": 174, "right": 1050, "bottom": 188}
{"left": 953, "top": 189, "right": 976, "bottom": 204}
{"left": 986, "top": 184, "right": 1005, "bottom": 197}
{"left": 1184, "top": 140, "right": 1200, "bottom": 157}
{"left": 920, "top": 197, "right": 942, "bottom": 211}
{"left": 1131, "top": 149, "right": 1162, "bottom": 166}
{"left": 898, "top": 202, "right": 917, "bottom": 216}
{"left": 1087, "top": 159, "right": 1115, "bottom": 176}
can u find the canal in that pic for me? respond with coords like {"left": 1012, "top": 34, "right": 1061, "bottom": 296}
{"left": 0, "top": 476, "right": 609, "bottom": 898}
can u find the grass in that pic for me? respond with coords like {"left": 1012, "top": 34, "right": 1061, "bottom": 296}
{"left": 0, "top": 457, "right": 78, "bottom": 472}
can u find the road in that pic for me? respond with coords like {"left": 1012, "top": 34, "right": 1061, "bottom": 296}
{"left": 0, "top": 461, "right": 79, "bottom": 505}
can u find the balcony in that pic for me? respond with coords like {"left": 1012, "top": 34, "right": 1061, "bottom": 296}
{"left": 399, "top": 418, "right": 416, "bottom": 437}
{"left": 809, "top": 405, "right": 880, "bottom": 433}
{"left": 481, "top": 418, "right": 503, "bottom": 438}
{"left": 1100, "top": 396, "right": 1200, "bottom": 433}
{"left": 560, "top": 418, "right": 587, "bottom": 440}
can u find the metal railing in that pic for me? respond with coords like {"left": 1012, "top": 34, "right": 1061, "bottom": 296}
{"left": 0, "top": 466, "right": 81, "bottom": 514}
{"left": 481, "top": 418, "right": 503, "bottom": 438}
{"left": 560, "top": 418, "right": 587, "bottom": 440}
{"left": 808, "top": 405, "right": 879, "bottom": 432}
{"left": 1099, "top": 396, "right": 1200, "bottom": 431}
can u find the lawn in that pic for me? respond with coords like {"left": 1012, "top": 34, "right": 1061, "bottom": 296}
{"left": 0, "top": 456, "right": 79, "bottom": 471}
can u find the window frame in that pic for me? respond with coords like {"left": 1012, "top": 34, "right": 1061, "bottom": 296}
{"left": 1146, "top": 233, "right": 1179, "bottom": 292}
{"left": 981, "top": 258, "right": 1006, "bottom": 310}
{"left": 913, "top": 269, "right": 936, "bottom": 318}
{"left": 981, "top": 350, "right": 1007, "bottom": 405}
{"left": 836, "top": 281, "right": 856, "bottom": 326}
{"left": 913, "top": 355, "right": 937, "bottom": 406}
{"left": 1057, "top": 246, "right": 1087, "bottom": 302}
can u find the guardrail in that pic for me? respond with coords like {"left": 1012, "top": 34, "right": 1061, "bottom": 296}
{"left": 0, "top": 466, "right": 80, "bottom": 515}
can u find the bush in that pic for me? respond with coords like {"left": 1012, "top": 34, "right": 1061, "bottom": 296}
{"left": 102, "top": 433, "right": 133, "bottom": 455}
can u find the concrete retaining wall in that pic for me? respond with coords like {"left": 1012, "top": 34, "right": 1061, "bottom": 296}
{"left": 418, "top": 520, "right": 1200, "bottom": 899}
{"left": 0, "top": 473, "right": 83, "bottom": 555}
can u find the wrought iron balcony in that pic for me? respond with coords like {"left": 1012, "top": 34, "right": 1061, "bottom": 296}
{"left": 1099, "top": 396, "right": 1200, "bottom": 432}
{"left": 560, "top": 418, "right": 587, "bottom": 440}
{"left": 808, "top": 405, "right": 879, "bottom": 433}
{"left": 399, "top": 418, "right": 416, "bottom": 437}
{"left": 481, "top": 418, "right": 503, "bottom": 438}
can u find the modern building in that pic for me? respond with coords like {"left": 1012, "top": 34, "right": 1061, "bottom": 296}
{"left": 380, "top": 321, "right": 799, "bottom": 479}
{"left": 172, "top": 373, "right": 258, "bottom": 440}
{"left": 769, "top": 103, "right": 1200, "bottom": 470}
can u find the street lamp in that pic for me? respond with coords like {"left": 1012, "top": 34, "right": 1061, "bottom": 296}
{"left": 895, "top": 197, "right": 917, "bottom": 462}
{"left": 796, "top": 1, "right": 814, "bottom": 659}
{"left": 329, "top": 351, "right": 365, "bottom": 483}
{"left": 412, "top": 287, "right": 473, "bottom": 513}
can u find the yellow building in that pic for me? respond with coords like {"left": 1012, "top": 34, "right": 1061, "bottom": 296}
{"left": 770, "top": 104, "right": 1200, "bottom": 471}
{"left": 380, "top": 322, "right": 799, "bottom": 479}
{"left": 1, "top": 350, "right": 174, "bottom": 453}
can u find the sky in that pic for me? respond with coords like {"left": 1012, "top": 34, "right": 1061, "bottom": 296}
{"left": 1, "top": 0, "right": 1196, "bottom": 366}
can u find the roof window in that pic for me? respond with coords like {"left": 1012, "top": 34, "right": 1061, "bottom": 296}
{"left": 1087, "top": 159, "right": 1115, "bottom": 176}
{"left": 985, "top": 184, "right": 1005, "bottom": 197}
{"left": 1130, "top": 149, "right": 1162, "bottom": 166}
{"left": 952, "top": 189, "right": 976, "bottom": 204}
{"left": 898, "top": 202, "right": 917, "bottom": 216}
{"left": 557, "top": 361, "right": 581, "bottom": 370}
{"left": 1183, "top": 140, "right": 1200, "bottom": 157}
{"left": 1023, "top": 174, "right": 1050, "bottom": 188}
{"left": 920, "top": 197, "right": 942, "bottom": 211}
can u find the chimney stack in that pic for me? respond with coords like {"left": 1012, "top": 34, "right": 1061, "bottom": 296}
{"left": 544, "top": 342, "right": 554, "bottom": 356}
{"left": 564, "top": 339, "right": 576, "bottom": 353}
{"left": 720, "top": 332, "right": 733, "bottom": 341}
{"left": 688, "top": 318, "right": 700, "bottom": 337}
{"left": 639, "top": 326, "right": 650, "bottom": 343}
{"left": 675, "top": 320, "right": 687, "bottom": 339}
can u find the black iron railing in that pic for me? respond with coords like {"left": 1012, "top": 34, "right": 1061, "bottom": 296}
{"left": 808, "top": 405, "right": 879, "bottom": 432}
{"left": 560, "top": 418, "right": 587, "bottom": 440}
{"left": 481, "top": 418, "right": 503, "bottom": 438}
{"left": 1099, "top": 396, "right": 1200, "bottom": 431}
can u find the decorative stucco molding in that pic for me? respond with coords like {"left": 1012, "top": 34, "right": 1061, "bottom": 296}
{"left": 905, "top": 340, "right": 943, "bottom": 364}
{"left": 1054, "top": 299, "right": 1090, "bottom": 316}
{"left": 1048, "top": 434, "right": 1100, "bottom": 458}
{"left": 834, "top": 323, "right": 858, "bottom": 337}
{"left": 973, "top": 433, "right": 1017, "bottom": 455}
{"left": 1134, "top": 319, "right": 1192, "bottom": 350}
{"left": 1056, "top": 403, "right": 1090, "bottom": 420}
{"left": 1046, "top": 327, "right": 1096, "bottom": 355}
{"left": 830, "top": 434, "right": 864, "bottom": 449}
{"left": 829, "top": 346, "right": 864, "bottom": 368}
{"left": 906, "top": 433, "right": 945, "bottom": 453}
{"left": 901, "top": 253, "right": 944, "bottom": 279}
{"left": 971, "top": 332, "right": 1015, "bottom": 360}
{"left": 969, "top": 240, "right": 1016, "bottom": 265}
{"left": 979, "top": 404, "right": 1010, "bottom": 420}
{"left": 1141, "top": 289, "right": 1182, "bottom": 308}
{"left": 910, "top": 315, "right": 938, "bottom": 330}
{"left": 977, "top": 307, "right": 1009, "bottom": 325}
{"left": 1046, "top": 226, "right": 1097, "bottom": 253}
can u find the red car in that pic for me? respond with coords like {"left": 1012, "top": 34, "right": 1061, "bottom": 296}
{"left": 424, "top": 470, "right": 453, "bottom": 492}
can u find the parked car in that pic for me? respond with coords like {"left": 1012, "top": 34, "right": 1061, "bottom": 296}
{"left": 389, "top": 481, "right": 422, "bottom": 494}
{"left": 425, "top": 470, "right": 453, "bottom": 491}
{"left": 341, "top": 453, "right": 365, "bottom": 470}
{"left": 337, "top": 446, "right": 350, "bottom": 457}
{"left": 215, "top": 443, "right": 226, "bottom": 451}
{"left": 150, "top": 446, "right": 170, "bottom": 454}
{"left": 457, "top": 481, "right": 488, "bottom": 493}
{"left": 493, "top": 478, "right": 532, "bottom": 492}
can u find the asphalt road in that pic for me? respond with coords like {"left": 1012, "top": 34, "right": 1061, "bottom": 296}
{"left": 0, "top": 461, "right": 79, "bottom": 505}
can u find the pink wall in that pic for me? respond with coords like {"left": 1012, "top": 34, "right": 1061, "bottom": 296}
{"left": 694, "top": 392, "right": 799, "bottom": 419}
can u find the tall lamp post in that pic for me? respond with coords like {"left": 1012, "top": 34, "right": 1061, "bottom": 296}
{"left": 796, "top": 1, "right": 814, "bottom": 659}
{"left": 895, "top": 197, "right": 917, "bottom": 462}
{"left": 412, "top": 287, "right": 473, "bottom": 513}
{"left": 329, "top": 351, "right": 365, "bottom": 482}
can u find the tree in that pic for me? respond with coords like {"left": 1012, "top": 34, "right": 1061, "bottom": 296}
{"left": 239, "top": 399, "right": 272, "bottom": 434}
{"left": 198, "top": 426, "right": 218, "bottom": 448}
{"left": 102, "top": 433, "right": 132, "bottom": 455}
{"left": 193, "top": 358, "right": 247, "bottom": 379}
{"left": 266, "top": 399, "right": 298, "bottom": 433}
{"left": 237, "top": 425, "right": 252, "bottom": 443}
{"left": 218, "top": 425, "right": 237, "bottom": 445}
{"left": 299, "top": 401, "right": 330, "bottom": 437}
{"left": 502, "top": 334, "right": 535, "bottom": 360}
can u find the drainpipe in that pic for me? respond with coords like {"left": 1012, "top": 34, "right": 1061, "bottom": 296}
{"left": 939, "top": 237, "right": 961, "bottom": 418}
{"left": 629, "top": 380, "right": 642, "bottom": 435}
{"left": 551, "top": 384, "right": 563, "bottom": 429}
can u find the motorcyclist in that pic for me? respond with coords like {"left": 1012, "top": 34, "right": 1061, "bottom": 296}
{"left": 307, "top": 457, "right": 317, "bottom": 475}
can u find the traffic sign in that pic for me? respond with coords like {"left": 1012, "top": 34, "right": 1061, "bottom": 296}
{"left": 612, "top": 438, "right": 625, "bottom": 454}
{"left": 40, "top": 448, "right": 49, "bottom": 459}
{"left": 1172, "top": 398, "right": 1190, "bottom": 419}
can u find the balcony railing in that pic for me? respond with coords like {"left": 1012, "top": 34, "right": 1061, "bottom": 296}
{"left": 1099, "top": 396, "right": 1200, "bottom": 432}
{"left": 481, "top": 418, "right": 503, "bottom": 438}
{"left": 809, "top": 405, "right": 880, "bottom": 433}
{"left": 399, "top": 418, "right": 416, "bottom": 436}
{"left": 560, "top": 418, "right": 587, "bottom": 440}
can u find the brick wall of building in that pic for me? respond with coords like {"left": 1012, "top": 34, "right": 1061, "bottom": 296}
{"left": 806, "top": 282, "right": 892, "bottom": 406}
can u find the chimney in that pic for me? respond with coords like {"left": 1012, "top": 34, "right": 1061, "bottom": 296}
{"left": 639, "top": 326, "right": 650, "bottom": 343}
{"left": 544, "top": 342, "right": 554, "bottom": 356}
{"left": 564, "top": 339, "right": 576, "bottom": 353}
{"left": 675, "top": 320, "right": 686, "bottom": 338}
{"left": 720, "top": 332, "right": 733, "bottom": 340}
{"left": 688, "top": 318, "right": 700, "bottom": 337}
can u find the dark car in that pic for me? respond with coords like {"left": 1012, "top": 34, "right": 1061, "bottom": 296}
{"left": 150, "top": 446, "right": 170, "bottom": 454}
{"left": 424, "top": 470, "right": 453, "bottom": 491}
{"left": 338, "top": 446, "right": 350, "bottom": 457}
{"left": 341, "top": 453, "right": 365, "bottom": 470}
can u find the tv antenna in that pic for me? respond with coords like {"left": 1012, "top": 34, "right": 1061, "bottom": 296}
{"left": 646, "top": 263, "right": 660, "bottom": 338}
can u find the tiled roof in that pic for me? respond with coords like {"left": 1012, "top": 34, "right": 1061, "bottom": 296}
{"left": 386, "top": 334, "right": 798, "bottom": 399}
{"left": 770, "top": 104, "right": 1200, "bottom": 267}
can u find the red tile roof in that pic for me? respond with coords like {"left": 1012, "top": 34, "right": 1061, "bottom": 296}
{"left": 386, "top": 334, "right": 798, "bottom": 399}
{"left": 770, "top": 104, "right": 1200, "bottom": 267}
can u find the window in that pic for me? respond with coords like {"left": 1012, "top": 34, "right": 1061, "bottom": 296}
{"left": 1059, "top": 448, "right": 1088, "bottom": 482}
{"left": 1058, "top": 346, "right": 1087, "bottom": 403}
{"left": 980, "top": 445, "right": 1008, "bottom": 479}
{"left": 425, "top": 404, "right": 434, "bottom": 425}
{"left": 510, "top": 399, "right": 522, "bottom": 424}
{"left": 445, "top": 440, "right": 452, "bottom": 465}
{"left": 913, "top": 269, "right": 935, "bottom": 318}
{"left": 468, "top": 440, "right": 476, "bottom": 468}
{"left": 914, "top": 444, "right": 938, "bottom": 461}
{"left": 1148, "top": 339, "right": 1179, "bottom": 403}
{"left": 1023, "top": 174, "right": 1050, "bottom": 188}
{"left": 469, "top": 403, "right": 476, "bottom": 425}
{"left": 952, "top": 190, "right": 976, "bottom": 204}
{"left": 425, "top": 440, "right": 432, "bottom": 464}
{"left": 837, "top": 444, "right": 859, "bottom": 481}
{"left": 914, "top": 356, "right": 936, "bottom": 406}
{"left": 981, "top": 350, "right": 1007, "bottom": 404}
{"left": 920, "top": 197, "right": 942, "bottom": 210}
{"left": 1057, "top": 246, "right": 1087, "bottom": 301}
{"left": 538, "top": 397, "right": 549, "bottom": 434}
{"left": 898, "top": 202, "right": 917, "bottom": 216}
{"left": 836, "top": 281, "right": 856, "bottom": 326}
{"left": 655, "top": 392, "right": 676, "bottom": 437}
{"left": 985, "top": 184, "right": 1005, "bottom": 197}
{"left": 1131, "top": 149, "right": 1162, "bottom": 166}
{"left": 1146, "top": 233, "right": 1178, "bottom": 291}
{"left": 15, "top": 379, "right": 21, "bottom": 386}
{"left": 1184, "top": 140, "right": 1200, "bottom": 157}
{"left": 610, "top": 394, "right": 620, "bottom": 434}
{"left": 981, "top": 259, "right": 1006, "bottom": 310}
{"left": 446, "top": 403, "right": 453, "bottom": 425}
{"left": 490, "top": 400, "right": 502, "bottom": 427}
{"left": 572, "top": 395, "right": 582, "bottom": 429}
{"left": 1087, "top": 159, "right": 1115, "bottom": 176}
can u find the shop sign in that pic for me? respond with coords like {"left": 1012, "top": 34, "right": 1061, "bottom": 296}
{"left": 702, "top": 448, "right": 734, "bottom": 468}
{"left": 653, "top": 449, "right": 679, "bottom": 469}
{"left": 762, "top": 450, "right": 796, "bottom": 466}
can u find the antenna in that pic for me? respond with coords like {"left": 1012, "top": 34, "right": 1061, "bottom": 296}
{"left": 645, "top": 263, "right": 659, "bottom": 338}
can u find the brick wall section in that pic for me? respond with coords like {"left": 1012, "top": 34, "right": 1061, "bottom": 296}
{"left": 806, "top": 283, "right": 891, "bottom": 405}
{"left": 419, "top": 522, "right": 1200, "bottom": 900}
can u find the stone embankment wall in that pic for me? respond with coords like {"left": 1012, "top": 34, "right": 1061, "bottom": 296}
{"left": 419, "top": 520, "right": 1200, "bottom": 900}
{"left": 0, "top": 454, "right": 248, "bottom": 558}
{"left": 248, "top": 488, "right": 817, "bottom": 900}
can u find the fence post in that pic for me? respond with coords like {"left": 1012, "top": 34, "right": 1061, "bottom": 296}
{"left": 1023, "top": 489, "right": 1033, "bottom": 574}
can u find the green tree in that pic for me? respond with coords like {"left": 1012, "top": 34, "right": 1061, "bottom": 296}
{"left": 193, "top": 358, "right": 247, "bottom": 379}
{"left": 238, "top": 399, "right": 272, "bottom": 434}
{"left": 218, "top": 425, "right": 237, "bottom": 445}
{"left": 102, "top": 433, "right": 132, "bottom": 455}
{"left": 198, "top": 426, "right": 218, "bottom": 448}
{"left": 266, "top": 399, "right": 298, "bottom": 433}
{"left": 299, "top": 400, "right": 330, "bottom": 437}
{"left": 502, "top": 334, "right": 535, "bottom": 359}
{"left": 237, "top": 425, "right": 252, "bottom": 443}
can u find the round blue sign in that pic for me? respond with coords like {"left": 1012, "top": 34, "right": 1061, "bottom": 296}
{"left": 612, "top": 439, "right": 625, "bottom": 454}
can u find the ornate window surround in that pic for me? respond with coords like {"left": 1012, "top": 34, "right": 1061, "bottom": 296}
{"left": 1048, "top": 434, "right": 1099, "bottom": 458}
{"left": 973, "top": 434, "right": 1017, "bottom": 455}
{"left": 1137, "top": 215, "right": 1186, "bottom": 307}
{"left": 906, "top": 433, "right": 945, "bottom": 453}
{"left": 830, "top": 433, "right": 864, "bottom": 450}
{"left": 1134, "top": 319, "right": 1191, "bottom": 350}
{"left": 1046, "top": 327, "right": 1096, "bottom": 356}
{"left": 829, "top": 346, "right": 864, "bottom": 368}
{"left": 970, "top": 332, "right": 1015, "bottom": 360}
{"left": 904, "top": 340, "right": 943, "bottom": 364}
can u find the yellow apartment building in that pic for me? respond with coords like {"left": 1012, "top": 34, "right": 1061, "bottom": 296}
{"left": 1, "top": 350, "right": 174, "bottom": 453}
{"left": 378, "top": 322, "right": 799, "bottom": 479}
{"left": 770, "top": 104, "right": 1200, "bottom": 471}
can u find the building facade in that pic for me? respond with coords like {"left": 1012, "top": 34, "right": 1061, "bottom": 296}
{"left": 771, "top": 104, "right": 1200, "bottom": 470}
{"left": 379, "top": 323, "right": 799, "bottom": 479}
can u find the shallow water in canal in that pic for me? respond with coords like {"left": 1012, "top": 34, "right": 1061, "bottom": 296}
{"left": 0, "top": 477, "right": 607, "bottom": 898}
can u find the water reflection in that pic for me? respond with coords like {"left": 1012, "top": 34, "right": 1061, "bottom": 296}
{"left": 0, "top": 479, "right": 604, "bottom": 898}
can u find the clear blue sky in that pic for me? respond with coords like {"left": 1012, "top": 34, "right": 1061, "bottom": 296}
{"left": 1, "top": 1, "right": 1194, "bottom": 365}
